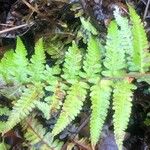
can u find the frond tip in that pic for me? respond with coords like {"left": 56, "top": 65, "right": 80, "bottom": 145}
{"left": 113, "top": 79, "right": 136, "bottom": 150}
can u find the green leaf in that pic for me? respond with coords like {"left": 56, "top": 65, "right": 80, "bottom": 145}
{"left": 52, "top": 81, "right": 88, "bottom": 136}
{"left": 128, "top": 5, "right": 150, "bottom": 73}
{"left": 80, "top": 35, "right": 102, "bottom": 83}
{"left": 113, "top": 79, "right": 136, "bottom": 150}
{"left": 29, "top": 38, "right": 46, "bottom": 82}
{"left": 62, "top": 41, "right": 82, "bottom": 84}
{"left": 90, "top": 79, "right": 112, "bottom": 148}
{"left": 102, "top": 21, "right": 126, "bottom": 77}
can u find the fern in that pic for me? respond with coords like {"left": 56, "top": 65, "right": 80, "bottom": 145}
{"left": 52, "top": 81, "right": 88, "bottom": 136}
{"left": 128, "top": 5, "right": 150, "bottom": 73}
{"left": 113, "top": 79, "right": 136, "bottom": 150}
{"left": 12, "top": 38, "right": 29, "bottom": 83}
{"left": 102, "top": 21, "right": 126, "bottom": 77}
{"left": 23, "top": 118, "right": 63, "bottom": 150}
{"left": 61, "top": 41, "right": 82, "bottom": 84}
{"left": 80, "top": 35, "right": 102, "bottom": 83}
{"left": 90, "top": 79, "right": 112, "bottom": 148}
{"left": 0, "top": 38, "right": 28, "bottom": 83}
{"left": 0, "top": 51, "right": 15, "bottom": 82}
{"left": 80, "top": 17, "right": 98, "bottom": 35}
{"left": 45, "top": 82, "right": 66, "bottom": 115}
{"left": 3, "top": 83, "right": 44, "bottom": 134}
{"left": 28, "top": 38, "right": 46, "bottom": 83}
{"left": 0, "top": 5, "right": 149, "bottom": 150}
{"left": 113, "top": 6, "right": 134, "bottom": 65}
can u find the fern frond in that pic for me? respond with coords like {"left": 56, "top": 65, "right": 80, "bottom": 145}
{"left": 43, "top": 65, "right": 61, "bottom": 85}
{"left": 44, "top": 35, "right": 67, "bottom": 64}
{"left": 90, "top": 79, "right": 112, "bottom": 149}
{"left": 114, "top": 6, "right": 134, "bottom": 63}
{"left": 102, "top": 21, "right": 126, "bottom": 77}
{"left": 45, "top": 82, "right": 66, "bottom": 116}
{"left": 0, "top": 51, "right": 14, "bottom": 82}
{"left": 80, "top": 35, "right": 102, "bottom": 83}
{"left": 3, "top": 83, "right": 44, "bottom": 133}
{"left": 128, "top": 5, "right": 150, "bottom": 73}
{"left": 80, "top": 17, "right": 98, "bottom": 35}
{"left": 0, "top": 38, "right": 28, "bottom": 83}
{"left": 52, "top": 81, "right": 88, "bottom": 136}
{"left": 28, "top": 38, "right": 46, "bottom": 82}
{"left": 113, "top": 79, "right": 136, "bottom": 150}
{"left": 62, "top": 42, "right": 82, "bottom": 84}
{"left": 13, "top": 37, "right": 29, "bottom": 83}
{"left": 24, "top": 118, "right": 63, "bottom": 150}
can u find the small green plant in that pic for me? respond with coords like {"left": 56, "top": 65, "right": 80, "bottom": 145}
{"left": 0, "top": 5, "right": 149, "bottom": 150}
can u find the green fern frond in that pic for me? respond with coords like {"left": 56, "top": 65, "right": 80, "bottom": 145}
{"left": 90, "top": 79, "right": 112, "bottom": 149}
{"left": 128, "top": 5, "right": 150, "bottom": 73}
{"left": 52, "top": 81, "right": 88, "bottom": 136}
{"left": 3, "top": 83, "right": 44, "bottom": 133}
{"left": 29, "top": 38, "right": 46, "bottom": 82}
{"left": 43, "top": 65, "right": 61, "bottom": 85}
{"left": 80, "top": 17, "right": 98, "bottom": 35}
{"left": 80, "top": 35, "right": 102, "bottom": 83}
{"left": 102, "top": 21, "right": 126, "bottom": 77}
{"left": 113, "top": 79, "right": 136, "bottom": 150}
{"left": 62, "top": 42, "right": 82, "bottom": 84}
{"left": 114, "top": 6, "right": 134, "bottom": 63}
{"left": 44, "top": 35, "right": 67, "bottom": 64}
{"left": 0, "top": 51, "right": 15, "bottom": 82}
{"left": 24, "top": 118, "right": 63, "bottom": 150}
{"left": 13, "top": 37, "right": 29, "bottom": 83}
{"left": 45, "top": 82, "right": 66, "bottom": 116}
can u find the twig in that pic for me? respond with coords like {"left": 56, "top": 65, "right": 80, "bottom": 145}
{"left": 144, "top": 0, "right": 150, "bottom": 19}
{"left": 0, "top": 23, "right": 33, "bottom": 35}
{"left": 21, "top": 0, "right": 41, "bottom": 15}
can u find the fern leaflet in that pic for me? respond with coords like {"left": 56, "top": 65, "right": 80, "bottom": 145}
{"left": 113, "top": 79, "right": 136, "bottom": 150}
{"left": 52, "top": 81, "right": 88, "bottom": 136}
{"left": 128, "top": 5, "right": 150, "bottom": 73}
{"left": 28, "top": 38, "right": 46, "bottom": 82}
{"left": 114, "top": 6, "right": 134, "bottom": 66}
{"left": 3, "top": 83, "right": 44, "bottom": 134}
{"left": 61, "top": 41, "right": 82, "bottom": 84}
{"left": 102, "top": 21, "right": 126, "bottom": 77}
{"left": 80, "top": 35, "right": 102, "bottom": 83}
{"left": 90, "top": 79, "right": 112, "bottom": 148}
